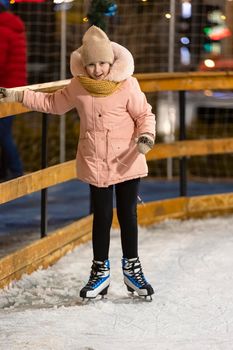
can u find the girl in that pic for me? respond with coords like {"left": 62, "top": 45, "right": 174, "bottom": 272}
{"left": 0, "top": 26, "right": 156, "bottom": 300}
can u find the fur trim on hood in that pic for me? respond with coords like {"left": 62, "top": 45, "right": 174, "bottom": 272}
{"left": 70, "top": 42, "right": 134, "bottom": 82}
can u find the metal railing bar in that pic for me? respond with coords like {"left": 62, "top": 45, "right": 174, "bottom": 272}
{"left": 40, "top": 113, "right": 48, "bottom": 238}
{"left": 179, "top": 91, "right": 187, "bottom": 197}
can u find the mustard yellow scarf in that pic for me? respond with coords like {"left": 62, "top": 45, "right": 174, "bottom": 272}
{"left": 77, "top": 76, "right": 121, "bottom": 97}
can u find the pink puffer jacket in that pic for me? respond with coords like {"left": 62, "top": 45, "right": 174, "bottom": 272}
{"left": 23, "top": 43, "right": 156, "bottom": 187}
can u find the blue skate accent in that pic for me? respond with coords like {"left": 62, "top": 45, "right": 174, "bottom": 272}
{"left": 122, "top": 257, "right": 149, "bottom": 288}
{"left": 91, "top": 275, "right": 109, "bottom": 289}
{"left": 105, "top": 260, "right": 110, "bottom": 269}
{"left": 123, "top": 272, "right": 148, "bottom": 289}
{"left": 80, "top": 259, "right": 110, "bottom": 298}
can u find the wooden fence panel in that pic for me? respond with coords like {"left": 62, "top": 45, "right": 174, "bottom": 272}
{"left": 0, "top": 160, "right": 76, "bottom": 204}
{"left": 1, "top": 72, "right": 233, "bottom": 118}
{"left": 1, "top": 138, "right": 233, "bottom": 204}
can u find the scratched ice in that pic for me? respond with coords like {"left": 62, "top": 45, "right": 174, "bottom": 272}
{"left": 1, "top": 216, "right": 233, "bottom": 350}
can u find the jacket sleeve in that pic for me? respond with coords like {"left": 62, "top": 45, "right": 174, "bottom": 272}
{"left": 22, "top": 79, "right": 77, "bottom": 115}
{"left": 127, "top": 77, "right": 156, "bottom": 138}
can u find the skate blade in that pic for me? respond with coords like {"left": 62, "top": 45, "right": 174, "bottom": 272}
{"left": 81, "top": 285, "right": 109, "bottom": 302}
{"left": 143, "top": 295, "right": 153, "bottom": 302}
{"left": 126, "top": 284, "right": 154, "bottom": 301}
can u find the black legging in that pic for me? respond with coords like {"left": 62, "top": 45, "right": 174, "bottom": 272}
{"left": 90, "top": 178, "right": 140, "bottom": 261}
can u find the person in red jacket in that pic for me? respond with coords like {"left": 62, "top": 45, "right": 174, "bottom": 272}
{"left": 0, "top": 0, "right": 27, "bottom": 180}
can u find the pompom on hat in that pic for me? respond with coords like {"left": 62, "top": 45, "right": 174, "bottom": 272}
{"left": 0, "top": 0, "right": 10, "bottom": 8}
{"left": 80, "top": 25, "right": 114, "bottom": 67}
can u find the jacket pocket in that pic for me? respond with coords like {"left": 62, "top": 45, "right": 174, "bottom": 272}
{"left": 110, "top": 138, "right": 134, "bottom": 157}
{"left": 78, "top": 137, "right": 95, "bottom": 158}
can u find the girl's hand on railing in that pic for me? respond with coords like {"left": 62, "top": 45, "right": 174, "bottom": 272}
{"left": 136, "top": 133, "right": 154, "bottom": 154}
{"left": 0, "top": 88, "right": 24, "bottom": 103}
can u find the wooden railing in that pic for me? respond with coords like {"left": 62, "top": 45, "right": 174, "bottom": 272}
{"left": 146, "top": 138, "right": 233, "bottom": 161}
{"left": 1, "top": 138, "right": 233, "bottom": 205}
{"left": 1, "top": 71, "right": 233, "bottom": 119}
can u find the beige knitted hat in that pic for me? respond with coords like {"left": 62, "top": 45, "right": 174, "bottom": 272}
{"left": 80, "top": 26, "right": 114, "bottom": 66}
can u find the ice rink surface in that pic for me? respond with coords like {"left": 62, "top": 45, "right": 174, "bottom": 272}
{"left": 1, "top": 215, "right": 233, "bottom": 350}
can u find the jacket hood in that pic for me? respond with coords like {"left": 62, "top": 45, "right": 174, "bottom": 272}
{"left": 0, "top": 12, "right": 25, "bottom": 33}
{"left": 70, "top": 42, "right": 134, "bottom": 82}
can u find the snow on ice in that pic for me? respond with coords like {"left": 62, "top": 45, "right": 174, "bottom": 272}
{"left": 1, "top": 216, "right": 233, "bottom": 350}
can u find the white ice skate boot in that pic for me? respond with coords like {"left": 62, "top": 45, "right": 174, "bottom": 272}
{"left": 80, "top": 259, "right": 110, "bottom": 299}
{"left": 122, "top": 257, "right": 154, "bottom": 300}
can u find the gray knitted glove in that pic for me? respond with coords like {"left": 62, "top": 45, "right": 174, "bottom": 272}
{"left": 0, "top": 88, "right": 24, "bottom": 103}
{"left": 137, "top": 133, "right": 154, "bottom": 154}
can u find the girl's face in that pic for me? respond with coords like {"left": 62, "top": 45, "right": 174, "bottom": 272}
{"left": 85, "top": 62, "right": 111, "bottom": 80}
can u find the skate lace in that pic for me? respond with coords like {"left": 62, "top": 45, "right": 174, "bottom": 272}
{"left": 86, "top": 264, "right": 107, "bottom": 288}
{"left": 128, "top": 261, "right": 147, "bottom": 286}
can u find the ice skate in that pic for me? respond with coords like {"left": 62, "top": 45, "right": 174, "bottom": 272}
{"left": 122, "top": 257, "right": 154, "bottom": 301}
{"left": 80, "top": 259, "right": 110, "bottom": 300}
